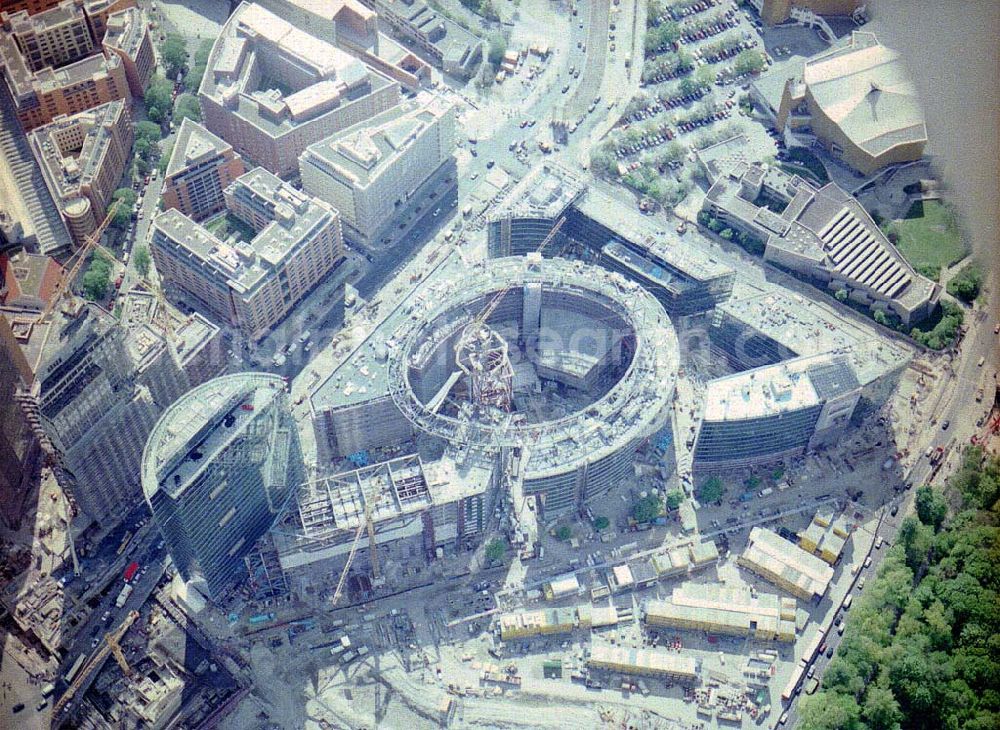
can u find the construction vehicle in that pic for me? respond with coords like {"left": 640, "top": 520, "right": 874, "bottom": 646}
{"left": 53, "top": 609, "right": 138, "bottom": 719}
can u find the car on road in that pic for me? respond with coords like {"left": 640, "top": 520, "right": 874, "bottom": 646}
{"left": 875, "top": 536, "right": 884, "bottom": 549}
{"left": 826, "top": 645, "right": 835, "bottom": 658}
{"left": 941, "top": 419, "right": 950, "bottom": 430}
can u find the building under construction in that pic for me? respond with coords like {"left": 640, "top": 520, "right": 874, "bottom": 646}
{"left": 257, "top": 449, "right": 496, "bottom": 599}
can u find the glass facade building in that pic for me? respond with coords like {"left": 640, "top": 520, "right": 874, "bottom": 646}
{"left": 142, "top": 373, "right": 304, "bottom": 599}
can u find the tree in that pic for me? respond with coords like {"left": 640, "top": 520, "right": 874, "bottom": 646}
{"left": 632, "top": 494, "right": 662, "bottom": 523}
{"left": 916, "top": 485, "right": 947, "bottom": 530}
{"left": 697, "top": 476, "right": 724, "bottom": 503}
{"left": 134, "top": 245, "right": 151, "bottom": 279}
{"left": 946, "top": 262, "right": 983, "bottom": 303}
{"left": 733, "top": 49, "right": 765, "bottom": 76}
{"left": 109, "top": 188, "right": 136, "bottom": 228}
{"left": 144, "top": 74, "right": 173, "bottom": 123}
{"left": 485, "top": 538, "right": 506, "bottom": 563}
{"left": 158, "top": 139, "right": 174, "bottom": 176}
{"left": 81, "top": 252, "right": 113, "bottom": 301}
{"left": 665, "top": 490, "right": 683, "bottom": 510}
{"left": 835, "top": 288, "right": 849, "bottom": 302}
{"left": 874, "top": 309, "right": 889, "bottom": 325}
{"left": 134, "top": 120, "right": 162, "bottom": 147}
{"left": 555, "top": 525, "right": 572, "bottom": 541}
{"left": 898, "top": 516, "right": 934, "bottom": 571}
{"left": 173, "top": 93, "right": 201, "bottom": 123}
{"left": 695, "top": 63, "right": 716, "bottom": 89}
{"left": 161, "top": 34, "right": 189, "bottom": 79}
{"left": 592, "top": 515, "right": 610, "bottom": 530}
{"left": 862, "top": 682, "right": 904, "bottom": 730}
{"left": 799, "top": 691, "right": 862, "bottom": 730}
{"left": 487, "top": 32, "right": 507, "bottom": 67}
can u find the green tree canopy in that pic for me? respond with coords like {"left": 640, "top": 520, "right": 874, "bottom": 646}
{"left": 555, "top": 525, "right": 572, "bottom": 541}
{"left": 665, "top": 490, "right": 684, "bottom": 510}
{"left": 487, "top": 32, "right": 507, "bottom": 67}
{"left": 915, "top": 485, "right": 947, "bottom": 530}
{"left": 81, "top": 252, "right": 113, "bottom": 301}
{"left": 133, "top": 245, "right": 151, "bottom": 278}
{"left": 161, "top": 34, "right": 189, "bottom": 79}
{"left": 946, "top": 261, "right": 983, "bottom": 303}
{"left": 733, "top": 49, "right": 765, "bottom": 76}
{"left": 158, "top": 139, "right": 175, "bottom": 176}
{"left": 173, "top": 93, "right": 201, "bottom": 123}
{"left": 109, "top": 188, "right": 136, "bottom": 228}
{"left": 485, "top": 538, "right": 506, "bottom": 563}
{"left": 592, "top": 515, "right": 610, "bottom": 530}
{"left": 697, "top": 476, "right": 725, "bottom": 503}
{"left": 632, "top": 494, "right": 663, "bottom": 523}
{"left": 144, "top": 74, "right": 173, "bottom": 123}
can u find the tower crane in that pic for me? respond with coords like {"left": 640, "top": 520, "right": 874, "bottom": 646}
{"left": 330, "top": 484, "right": 383, "bottom": 606}
{"left": 52, "top": 609, "right": 139, "bottom": 719}
{"left": 37, "top": 203, "right": 120, "bottom": 325}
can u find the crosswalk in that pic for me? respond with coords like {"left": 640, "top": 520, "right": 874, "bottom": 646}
{"left": 0, "top": 83, "right": 72, "bottom": 256}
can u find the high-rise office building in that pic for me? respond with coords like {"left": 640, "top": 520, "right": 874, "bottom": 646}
{"left": 33, "top": 303, "right": 159, "bottom": 522}
{"left": 142, "top": 372, "right": 303, "bottom": 599}
{"left": 0, "top": 314, "right": 41, "bottom": 528}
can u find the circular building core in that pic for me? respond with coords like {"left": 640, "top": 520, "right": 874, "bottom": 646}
{"left": 387, "top": 256, "right": 679, "bottom": 513}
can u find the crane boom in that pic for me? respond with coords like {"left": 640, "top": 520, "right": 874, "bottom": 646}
{"left": 474, "top": 216, "right": 564, "bottom": 328}
{"left": 38, "top": 204, "right": 119, "bottom": 325}
{"left": 53, "top": 609, "right": 138, "bottom": 718}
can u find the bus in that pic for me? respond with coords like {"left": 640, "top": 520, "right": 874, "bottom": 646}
{"left": 116, "top": 531, "right": 133, "bottom": 557}
{"left": 64, "top": 654, "right": 86, "bottom": 684}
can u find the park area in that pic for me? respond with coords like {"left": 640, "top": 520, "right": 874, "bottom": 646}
{"left": 204, "top": 213, "right": 256, "bottom": 244}
{"left": 889, "top": 200, "right": 966, "bottom": 279}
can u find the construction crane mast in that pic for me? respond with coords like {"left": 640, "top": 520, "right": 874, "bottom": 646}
{"left": 330, "top": 483, "right": 383, "bottom": 606}
{"left": 38, "top": 204, "right": 119, "bottom": 325}
{"left": 53, "top": 609, "right": 139, "bottom": 719}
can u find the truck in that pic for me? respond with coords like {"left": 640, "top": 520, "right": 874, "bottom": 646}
{"left": 123, "top": 561, "right": 139, "bottom": 583}
{"left": 115, "top": 583, "right": 133, "bottom": 607}
{"left": 758, "top": 487, "right": 774, "bottom": 498}
{"left": 249, "top": 613, "right": 276, "bottom": 625}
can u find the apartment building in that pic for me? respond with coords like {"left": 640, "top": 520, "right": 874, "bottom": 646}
{"left": 101, "top": 5, "right": 153, "bottom": 96}
{"left": 0, "top": 0, "right": 138, "bottom": 131}
{"left": 29, "top": 97, "right": 132, "bottom": 245}
{"left": 0, "top": 0, "right": 64, "bottom": 16}
{"left": 162, "top": 118, "right": 246, "bottom": 222}
{"left": 198, "top": 2, "right": 401, "bottom": 178}
{"left": 299, "top": 94, "right": 454, "bottom": 246}
{"left": 151, "top": 167, "right": 346, "bottom": 341}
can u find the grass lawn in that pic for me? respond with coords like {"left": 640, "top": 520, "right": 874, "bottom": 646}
{"left": 204, "top": 213, "right": 256, "bottom": 243}
{"left": 892, "top": 200, "right": 967, "bottom": 279}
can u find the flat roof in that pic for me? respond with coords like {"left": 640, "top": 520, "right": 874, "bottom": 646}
{"left": 165, "top": 118, "right": 235, "bottom": 179}
{"left": 152, "top": 167, "right": 337, "bottom": 295}
{"left": 741, "top": 526, "right": 834, "bottom": 599}
{"left": 142, "top": 372, "right": 286, "bottom": 499}
{"left": 301, "top": 94, "right": 451, "bottom": 187}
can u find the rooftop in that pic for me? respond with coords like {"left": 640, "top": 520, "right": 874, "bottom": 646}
{"left": 102, "top": 7, "right": 147, "bottom": 57}
{"left": 490, "top": 162, "right": 585, "bottom": 222}
{"left": 200, "top": 2, "right": 390, "bottom": 137}
{"left": 165, "top": 117, "right": 236, "bottom": 179}
{"left": 151, "top": 167, "right": 338, "bottom": 295}
{"left": 802, "top": 32, "right": 926, "bottom": 157}
{"left": 741, "top": 526, "right": 834, "bottom": 599}
{"left": 702, "top": 352, "right": 857, "bottom": 421}
{"left": 29, "top": 98, "right": 128, "bottom": 204}
{"left": 142, "top": 372, "right": 287, "bottom": 499}
{"left": 0, "top": 250, "right": 63, "bottom": 312}
{"left": 301, "top": 93, "right": 451, "bottom": 187}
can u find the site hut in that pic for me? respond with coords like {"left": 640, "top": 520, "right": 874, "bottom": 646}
{"left": 586, "top": 645, "right": 700, "bottom": 683}
{"left": 798, "top": 510, "right": 851, "bottom": 565}
{"left": 738, "top": 526, "right": 834, "bottom": 602}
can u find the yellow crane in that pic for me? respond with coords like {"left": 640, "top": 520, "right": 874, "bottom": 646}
{"left": 38, "top": 204, "right": 119, "bottom": 325}
{"left": 330, "top": 485, "right": 382, "bottom": 606}
{"left": 53, "top": 609, "right": 139, "bottom": 718}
